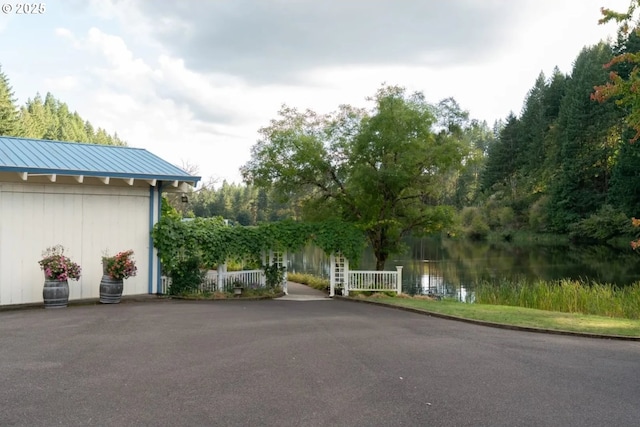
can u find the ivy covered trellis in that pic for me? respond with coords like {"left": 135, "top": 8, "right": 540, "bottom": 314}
{"left": 151, "top": 216, "right": 367, "bottom": 278}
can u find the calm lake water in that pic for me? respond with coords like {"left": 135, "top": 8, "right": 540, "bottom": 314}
{"left": 287, "top": 237, "right": 640, "bottom": 301}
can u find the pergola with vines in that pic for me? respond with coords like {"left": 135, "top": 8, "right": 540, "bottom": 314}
{"left": 151, "top": 216, "right": 367, "bottom": 292}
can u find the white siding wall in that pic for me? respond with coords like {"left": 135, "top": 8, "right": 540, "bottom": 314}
{"left": 0, "top": 182, "right": 152, "bottom": 305}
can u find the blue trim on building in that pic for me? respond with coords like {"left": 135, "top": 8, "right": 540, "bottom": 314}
{"left": 148, "top": 184, "right": 155, "bottom": 294}
{"left": 156, "top": 182, "right": 163, "bottom": 294}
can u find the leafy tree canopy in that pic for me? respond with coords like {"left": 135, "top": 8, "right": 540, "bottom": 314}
{"left": 241, "top": 85, "right": 467, "bottom": 269}
{"left": 592, "top": 1, "right": 640, "bottom": 249}
{"left": 0, "top": 65, "right": 20, "bottom": 136}
{"left": 593, "top": 1, "right": 640, "bottom": 140}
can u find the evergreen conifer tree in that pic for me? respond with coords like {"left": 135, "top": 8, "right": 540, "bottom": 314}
{"left": 0, "top": 66, "right": 20, "bottom": 136}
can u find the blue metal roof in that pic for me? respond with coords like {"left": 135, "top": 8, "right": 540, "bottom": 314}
{"left": 0, "top": 136, "right": 201, "bottom": 183}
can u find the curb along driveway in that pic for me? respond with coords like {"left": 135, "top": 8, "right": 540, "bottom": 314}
{"left": 1, "top": 298, "right": 639, "bottom": 426}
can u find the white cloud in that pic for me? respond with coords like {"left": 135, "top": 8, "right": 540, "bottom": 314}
{"left": 85, "top": 28, "right": 152, "bottom": 81}
{"left": 84, "top": 0, "right": 167, "bottom": 52}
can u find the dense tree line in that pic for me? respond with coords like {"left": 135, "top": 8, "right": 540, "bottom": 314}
{"left": 468, "top": 32, "right": 640, "bottom": 244}
{"left": 185, "top": 181, "right": 297, "bottom": 225}
{"left": 0, "top": 65, "right": 125, "bottom": 145}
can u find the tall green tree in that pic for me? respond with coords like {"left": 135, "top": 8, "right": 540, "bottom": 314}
{"left": 549, "top": 43, "right": 623, "bottom": 231}
{"left": 42, "top": 92, "right": 60, "bottom": 140}
{"left": 608, "top": 26, "right": 640, "bottom": 218}
{"left": 481, "top": 112, "right": 521, "bottom": 197}
{"left": 592, "top": 0, "right": 640, "bottom": 249}
{"left": 242, "top": 85, "right": 466, "bottom": 269}
{"left": 431, "top": 98, "right": 482, "bottom": 208}
{"left": 0, "top": 66, "right": 20, "bottom": 136}
{"left": 519, "top": 69, "right": 568, "bottom": 196}
{"left": 518, "top": 72, "right": 547, "bottom": 177}
{"left": 593, "top": 0, "right": 640, "bottom": 140}
{"left": 19, "top": 94, "right": 47, "bottom": 138}
{"left": 451, "top": 120, "right": 495, "bottom": 207}
{"left": 539, "top": 67, "right": 568, "bottom": 186}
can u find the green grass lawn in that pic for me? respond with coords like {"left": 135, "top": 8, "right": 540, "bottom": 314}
{"left": 366, "top": 297, "right": 640, "bottom": 337}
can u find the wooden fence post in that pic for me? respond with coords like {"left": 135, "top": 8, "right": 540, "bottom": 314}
{"left": 281, "top": 251, "right": 288, "bottom": 295}
{"left": 217, "top": 263, "right": 227, "bottom": 291}
{"left": 396, "top": 266, "right": 403, "bottom": 295}
{"left": 343, "top": 257, "right": 350, "bottom": 297}
{"left": 329, "top": 253, "right": 336, "bottom": 297}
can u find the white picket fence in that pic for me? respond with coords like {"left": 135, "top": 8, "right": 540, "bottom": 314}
{"left": 160, "top": 276, "right": 171, "bottom": 294}
{"left": 329, "top": 253, "right": 403, "bottom": 297}
{"left": 348, "top": 268, "right": 402, "bottom": 294}
{"left": 160, "top": 250, "right": 288, "bottom": 295}
{"left": 160, "top": 269, "right": 266, "bottom": 294}
{"left": 207, "top": 269, "right": 265, "bottom": 291}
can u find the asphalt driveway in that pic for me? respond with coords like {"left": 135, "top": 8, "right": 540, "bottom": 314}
{"left": 1, "top": 296, "right": 639, "bottom": 426}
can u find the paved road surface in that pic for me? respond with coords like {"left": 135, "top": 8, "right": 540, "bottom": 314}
{"left": 1, "top": 288, "right": 639, "bottom": 426}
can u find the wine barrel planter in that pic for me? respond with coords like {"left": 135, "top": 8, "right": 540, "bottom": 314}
{"left": 43, "top": 279, "right": 69, "bottom": 308}
{"left": 99, "top": 275, "right": 124, "bottom": 304}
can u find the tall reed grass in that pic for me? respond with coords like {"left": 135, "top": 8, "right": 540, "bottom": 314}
{"left": 287, "top": 272, "right": 329, "bottom": 291}
{"left": 474, "top": 279, "right": 640, "bottom": 319}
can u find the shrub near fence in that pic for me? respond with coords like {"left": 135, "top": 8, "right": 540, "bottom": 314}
{"left": 474, "top": 279, "right": 640, "bottom": 319}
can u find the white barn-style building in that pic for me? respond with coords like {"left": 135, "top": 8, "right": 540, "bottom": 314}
{"left": 0, "top": 136, "right": 200, "bottom": 306}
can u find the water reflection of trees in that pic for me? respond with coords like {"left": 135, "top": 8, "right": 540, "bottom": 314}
{"left": 437, "top": 238, "right": 640, "bottom": 290}
{"left": 288, "top": 238, "right": 640, "bottom": 301}
{"left": 287, "top": 243, "right": 331, "bottom": 278}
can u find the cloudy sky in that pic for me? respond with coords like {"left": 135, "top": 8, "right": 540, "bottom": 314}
{"left": 0, "top": 0, "right": 630, "bottom": 185}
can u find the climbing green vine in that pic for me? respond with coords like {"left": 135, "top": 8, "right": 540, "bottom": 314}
{"left": 151, "top": 217, "right": 366, "bottom": 274}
